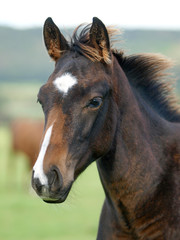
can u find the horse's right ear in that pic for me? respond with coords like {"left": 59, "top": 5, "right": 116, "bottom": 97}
{"left": 43, "top": 17, "right": 69, "bottom": 61}
{"left": 90, "top": 17, "right": 111, "bottom": 64}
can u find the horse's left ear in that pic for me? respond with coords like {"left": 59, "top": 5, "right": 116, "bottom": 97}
{"left": 90, "top": 17, "right": 111, "bottom": 64}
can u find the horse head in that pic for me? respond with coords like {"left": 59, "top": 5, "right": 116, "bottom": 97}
{"left": 32, "top": 17, "right": 118, "bottom": 203}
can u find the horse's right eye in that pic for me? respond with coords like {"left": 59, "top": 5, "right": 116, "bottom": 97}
{"left": 37, "top": 98, "right": 44, "bottom": 110}
{"left": 37, "top": 98, "right": 42, "bottom": 105}
{"left": 87, "top": 97, "right": 103, "bottom": 109}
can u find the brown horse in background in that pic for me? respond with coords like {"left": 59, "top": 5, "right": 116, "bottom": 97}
{"left": 32, "top": 17, "right": 180, "bottom": 239}
{"left": 11, "top": 119, "right": 43, "bottom": 168}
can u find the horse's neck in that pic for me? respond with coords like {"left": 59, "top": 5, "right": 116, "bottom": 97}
{"left": 98, "top": 95, "right": 171, "bottom": 204}
{"left": 97, "top": 60, "right": 180, "bottom": 229}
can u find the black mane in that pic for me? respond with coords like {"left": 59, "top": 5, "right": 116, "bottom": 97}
{"left": 113, "top": 51, "right": 180, "bottom": 122}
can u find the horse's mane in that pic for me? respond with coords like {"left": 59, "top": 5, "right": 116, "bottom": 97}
{"left": 113, "top": 51, "right": 180, "bottom": 122}
{"left": 70, "top": 25, "right": 180, "bottom": 122}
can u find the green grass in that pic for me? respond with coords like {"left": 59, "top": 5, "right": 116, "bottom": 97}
{"left": 0, "top": 126, "right": 105, "bottom": 240}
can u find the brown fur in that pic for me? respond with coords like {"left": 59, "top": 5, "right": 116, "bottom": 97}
{"left": 32, "top": 17, "right": 180, "bottom": 240}
{"left": 11, "top": 119, "right": 44, "bottom": 168}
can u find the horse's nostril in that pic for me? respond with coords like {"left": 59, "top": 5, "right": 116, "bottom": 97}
{"left": 49, "top": 170, "right": 58, "bottom": 185}
{"left": 32, "top": 176, "right": 43, "bottom": 193}
{"left": 49, "top": 166, "right": 63, "bottom": 190}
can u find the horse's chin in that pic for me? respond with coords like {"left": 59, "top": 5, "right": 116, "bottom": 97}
{"left": 43, "top": 198, "right": 66, "bottom": 204}
{"left": 40, "top": 183, "right": 72, "bottom": 204}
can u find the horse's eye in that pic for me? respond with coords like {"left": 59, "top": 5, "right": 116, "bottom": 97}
{"left": 37, "top": 98, "right": 42, "bottom": 105}
{"left": 87, "top": 97, "right": 103, "bottom": 109}
{"left": 37, "top": 98, "right": 44, "bottom": 109}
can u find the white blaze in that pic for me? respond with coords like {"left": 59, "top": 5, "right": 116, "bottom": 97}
{"left": 53, "top": 73, "right": 77, "bottom": 95}
{"left": 33, "top": 125, "right": 53, "bottom": 185}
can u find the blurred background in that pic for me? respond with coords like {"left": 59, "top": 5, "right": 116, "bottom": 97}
{"left": 0, "top": 0, "right": 180, "bottom": 239}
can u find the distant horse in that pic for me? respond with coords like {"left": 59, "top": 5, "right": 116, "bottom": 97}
{"left": 32, "top": 17, "right": 180, "bottom": 239}
{"left": 11, "top": 119, "right": 44, "bottom": 168}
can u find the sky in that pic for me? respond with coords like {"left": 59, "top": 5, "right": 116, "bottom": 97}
{"left": 1, "top": 0, "right": 180, "bottom": 30}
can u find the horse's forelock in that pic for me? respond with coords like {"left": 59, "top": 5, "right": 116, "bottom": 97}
{"left": 70, "top": 24, "right": 120, "bottom": 63}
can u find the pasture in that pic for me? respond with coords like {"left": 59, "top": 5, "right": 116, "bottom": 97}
{"left": 0, "top": 82, "right": 104, "bottom": 240}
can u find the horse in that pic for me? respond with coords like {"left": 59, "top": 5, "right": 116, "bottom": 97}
{"left": 11, "top": 119, "right": 44, "bottom": 168}
{"left": 31, "top": 17, "right": 180, "bottom": 239}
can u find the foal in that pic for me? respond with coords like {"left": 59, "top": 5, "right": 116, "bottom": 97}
{"left": 32, "top": 17, "right": 180, "bottom": 239}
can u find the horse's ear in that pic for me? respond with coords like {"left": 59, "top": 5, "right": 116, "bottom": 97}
{"left": 43, "top": 17, "right": 69, "bottom": 61}
{"left": 90, "top": 17, "right": 111, "bottom": 64}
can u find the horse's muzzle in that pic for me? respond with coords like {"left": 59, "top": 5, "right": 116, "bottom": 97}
{"left": 31, "top": 166, "right": 72, "bottom": 203}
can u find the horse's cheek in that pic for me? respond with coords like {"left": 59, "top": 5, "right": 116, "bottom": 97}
{"left": 93, "top": 115, "right": 117, "bottom": 157}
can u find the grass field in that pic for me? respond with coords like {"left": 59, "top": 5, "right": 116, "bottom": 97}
{"left": 0, "top": 126, "right": 105, "bottom": 240}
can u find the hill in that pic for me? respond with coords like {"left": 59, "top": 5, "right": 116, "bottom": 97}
{"left": 0, "top": 26, "right": 180, "bottom": 91}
